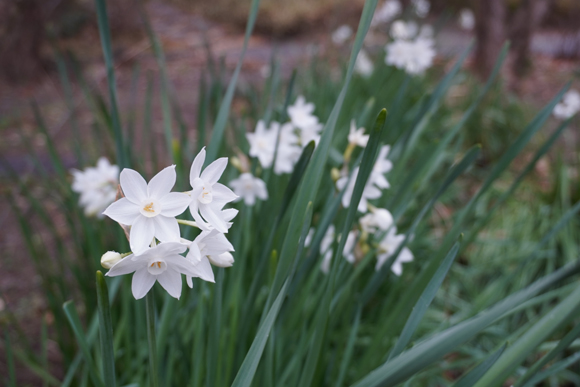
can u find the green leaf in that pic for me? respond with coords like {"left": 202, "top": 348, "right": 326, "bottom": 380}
{"left": 388, "top": 240, "right": 461, "bottom": 360}
{"left": 96, "top": 271, "right": 116, "bottom": 387}
{"left": 451, "top": 343, "right": 507, "bottom": 387}
{"left": 520, "top": 351, "right": 580, "bottom": 387}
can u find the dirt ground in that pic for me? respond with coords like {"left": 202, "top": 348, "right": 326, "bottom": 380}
{"left": 0, "top": 1, "right": 579, "bottom": 384}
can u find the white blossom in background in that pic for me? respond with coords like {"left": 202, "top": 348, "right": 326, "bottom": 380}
{"left": 371, "top": 145, "right": 393, "bottom": 189}
{"left": 337, "top": 167, "right": 383, "bottom": 213}
{"left": 332, "top": 25, "right": 353, "bottom": 46}
{"left": 360, "top": 208, "right": 394, "bottom": 233}
{"left": 372, "top": 0, "right": 402, "bottom": 27}
{"left": 354, "top": 49, "right": 374, "bottom": 77}
{"left": 348, "top": 120, "right": 369, "bottom": 148}
{"left": 229, "top": 173, "right": 268, "bottom": 206}
{"left": 103, "top": 166, "right": 191, "bottom": 255}
{"left": 459, "top": 9, "right": 475, "bottom": 30}
{"left": 189, "top": 148, "right": 238, "bottom": 233}
{"left": 390, "top": 20, "right": 418, "bottom": 40}
{"left": 288, "top": 96, "right": 324, "bottom": 146}
{"left": 553, "top": 89, "right": 580, "bottom": 120}
{"left": 419, "top": 24, "right": 434, "bottom": 38}
{"left": 320, "top": 226, "right": 357, "bottom": 274}
{"left": 247, "top": 120, "right": 278, "bottom": 168}
{"left": 71, "top": 157, "right": 119, "bottom": 217}
{"left": 412, "top": 0, "right": 430, "bottom": 18}
{"left": 106, "top": 242, "right": 199, "bottom": 299}
{"left": 385, "top": 36, "right": 436, "bottom": 75}
{"left": 375, "top": 227, "right": 413, "bottom": 275}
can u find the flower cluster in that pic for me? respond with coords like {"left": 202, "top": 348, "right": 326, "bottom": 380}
{"left": 553, "top": 89, "right": 580, "bottom": 120}
{"left": 459, "top": 9, "right": 475, "bottom": 31}
{"left": 385, "top": 20, "right": 436, "bottom": 75}
{"left": 100, "top": 148, "right": 238, "bottom": 299}
{"left": 247, "top": 96, "right": 323, "bottom": 175}
{"left": 309, "top": 120, "right": 413, "bottom": 276}
{"left": 71, "top": 157, "right": 119, "bottom": 217}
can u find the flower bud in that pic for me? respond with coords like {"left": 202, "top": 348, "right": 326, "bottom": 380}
{"left": 331, "top": 168, "right": 341, "bottom": 183}
{"left": 209, "top": 252, "right": 234, "bottom": 268}
{"left": 101, "top": 251, "right": 122, "bottom": 269}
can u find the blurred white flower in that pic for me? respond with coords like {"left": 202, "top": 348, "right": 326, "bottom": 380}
{"left": 390, "top": 20, "right": 418, "bottom": 40}
{"left": 229, "top": 173, "right": 268, "bottom": 206}
{"left": 247, "top": 120, "right": 303, "bottom": 175}
{"left": 360, "top": 207, "right": 394, "bottom": 233}
{"left": 288, "top": 96, "right": 324, "bottom": 147}
{"left": 106, "top": 242, "right": 199, "bottom": 299}
{"left": 71, "top": 157, "right": 119, "bottom": 218}
{"left": 375, "top": 227, "right": 413, "bottom": 275}
{"left": 332, "top": 25, "right": 353, "bottom": 46}
{"left": 348, "top": 120, "right": 369, "bottom": 147}
{"left": 412, "top": 0, "right": 430, "bottom": 18}
{"left": 371, "top": 145, "right": 393, "bottom": 189}
{"left": 553, "top": 89, "right": 580, "bottom": 120}
{"left": 320, "top": 226, "right": 357, "bottom": 273}
{"left": 247, "top": 120, "right": 278, "bottom": 168}
{"left": 385, "top": 36, "right": 436, "bottom": 75}
{"left": 372, "top": 0, "right": 402, "bottom": 27}
{"left": 189, "top": 148, "right": 238, "bottom": 233}
{"left": 354, "top": 49, "right": 374, "bottom": 77}
{"left": 337, "top": 167, "right": 383, "bottom": 213}
{"left": 459, "top": 9, "right": 475, "bottom": 31}
{"left": 103, "top": 165, "right": 191, "bottom": 255}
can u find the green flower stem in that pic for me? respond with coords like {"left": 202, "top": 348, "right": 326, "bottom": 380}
{"left": 146, "top": 292, "right": 159, "bottom": 387}
{"left": 177, "top": 219, "right": 200, "bottom": 228}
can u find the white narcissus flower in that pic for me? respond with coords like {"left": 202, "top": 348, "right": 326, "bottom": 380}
{"left": 287, "top": 96, "right": 324, "bottom": 147}
{"left": 354, "top": 49, "right": 374, "bottom": 77}
{"left": 360, "top": 208, "right": 394, "bottom": 233}
{"left": 372, "top": 0, "right": 402, "bottom": 27}
{"left": 229, "top": 173, "right": 268, "bottom": 206}
{"left": 375, "top": 227, "right": 413, "bottom": 275}
{"left": 371, "top": 145, "right": 393, "bottom": 190}
{"left": 459, "top": 9, "right": 475, "bottom": 31}
{"left": 246, "top": 120, "right": 302, "bottom": 175}
{"left": 71, "top": 157, "right": 119, "bottom": 217}
{"left": 106, "top": 242, "right": 200, "bottom": 299}
{"left": 385, "top": 36, "right": 436, "bottom": 75}
{"left": 320, "top": 227, "right": 357, "bottom": 274}
{"left": 189, "top": 148, "right": 238, "bottom": 233}
{"left": 390, "top": 20, "right": 418, "bottom": 40}
{"left": 332, "top": 25, "right": 353, "bottom": 46}
{"left": 103, "top": 166, "right": 191, "bottom": 255}
{"left": 553, "top": 89, "right": 580, "bottom": 120}
{"left": 348, "top": 120, "right": 369, "bottom": 148}
{"left": 412, "top": 0, "right": 430, "bottom": 18}
{"left": 247, "top": 120, "right": 277, "bottom": 168}
{"left": 181, "top": 229, "right": 235, "bottom": 287}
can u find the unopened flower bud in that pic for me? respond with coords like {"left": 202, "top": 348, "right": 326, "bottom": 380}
{"left": 101, "top": 251, "right": 122, "bottom": 269}
{"left": 331, "top": 168, "right": 341, "bottom": 182}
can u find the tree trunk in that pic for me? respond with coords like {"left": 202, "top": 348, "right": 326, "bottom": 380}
{"left": 474, "top": 0, "right": 506, "bottom": 80}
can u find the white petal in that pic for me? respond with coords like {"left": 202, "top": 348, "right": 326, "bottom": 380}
{"left": 190, "top": 148, "right": 206, "bottom": 184}
{"left": 156, "top": 268, "right": 183, "bottom": 299}
{"left": 120, "top": 169, "right": 148, "bottom": 204}
{"left": 189, "top": 201, "right": 211, "bottom": 231}
{"left": 153, "top": 241, "right": 187, "bottom": 256}
{"left": 200, "top": 204, "right": 228, "bottom": 233}
{"left": 131, "top": 268, "right": 156, "bottom": 299}
{"left": 245, "top": 193, "right": 256, "bottom": 206}
{"left": 201, "top": 158, "right": 228, "bottom": 185}
{"left": 212, "top": 183, "right": 238, "bottom": 203}
{"left": 103, "top": 198, "right": 140, "bottom": 225}
{"left": 191, "top": 257, "right": 215, "bottom": 283}
{"left": 106, "top": 255, "right": 141, "bottom": 276}
{"left": 159, "top": 192, "right": 191, "bottom": 217}
{"left": 209, "top": 252, "right": 234, "bottom": 268}
{"left": 130, "top": 217, "right": 155, "bottom": 255}
{"left": 398, "top": 247, "right": 414, "bottom": 263}
{"left": 391, "top": 261, "right": 403, "bottom": 276}
{"left": 221, "top": 208, "right": 239, "bottom": 223}
{"left": 153, "top": 216, "right": 181, "bottom": 242}
{"left": 255, "top": 179, "right": 268, "bottom": 200}
{"left": 148, "top": 165, "right": 176, "bottom": 200}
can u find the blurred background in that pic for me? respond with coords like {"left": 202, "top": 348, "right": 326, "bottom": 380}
{"left": 1, "top": 0, "right": 580, "bottom": 384}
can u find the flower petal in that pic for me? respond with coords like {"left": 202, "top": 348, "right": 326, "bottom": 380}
{"left": 103, "top": 198, "right": 140, "bottom": 225}
{"left": 191, "top": 257, "right": 215, "bottom": 283}
{"left": 190, "top": 148, "right": 206, "bottom": 185}
{"left": 153, "top": 216, "right": 181, "bottom": 243}
{"left": 131, "top": 267, "right": 156, "bottom": 299}
{"left": 212, "top": 183, "right": 238, "bottom": 203}
{"left": 156, "top": 268, "right": 182, "bottom": 299}
{"left": 200, "top": 204, "right": 228, "bottom": 233}
{"left": 201, "top": 157, "right": 228, "bottom": 185}
{"left": 148, "top": 165, "right": 176, "bottom": 200}
{"left": 159, "top": 192, "right": 191, "bottom": 217}
{"left": 120, "top": 169, "right": 148, "bottom": 204}
{"left": 130, "top": 217, "right": 155, "bottom": 255}
{"left": 106, "top": 254, "right": 141, "bottom": 276}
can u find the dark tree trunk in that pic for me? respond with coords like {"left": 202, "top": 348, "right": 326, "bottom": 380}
{"left": 474, "top": 0, "right": 506, "bottom": 80}
{"left": 510, "top": 0, "right": 552, "bottom": 77}
{"left": 0, "top": 0, "right": 48, "bottom": 84}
